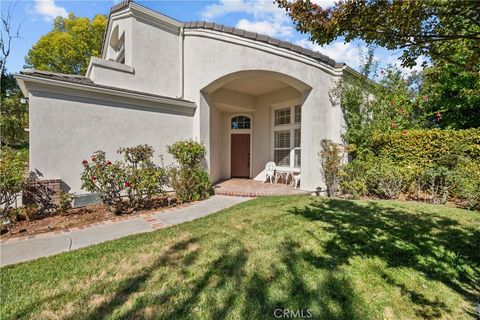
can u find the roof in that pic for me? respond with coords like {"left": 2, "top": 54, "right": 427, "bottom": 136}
{"left": 108, "top": 1, "right": 344, "bottom": 69}
{"left": 184, "top": 22, "right": 344, "bottom": 68}
{"left": 18, "top": 69, "right": 194, "bottom": 104}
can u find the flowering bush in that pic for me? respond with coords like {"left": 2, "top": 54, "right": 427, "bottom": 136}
{"left": 80, "top": 145, "right": 166, "bottom": 214}
{"left": 80, "top": 151, "right": 126, "bottom": 214}
{"left": 167, "top": 140, "right": 213, "bottom": 203}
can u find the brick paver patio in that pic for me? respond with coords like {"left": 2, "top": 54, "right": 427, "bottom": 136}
{"left": 213, "top": 178, "right": 310, "bottom": 197}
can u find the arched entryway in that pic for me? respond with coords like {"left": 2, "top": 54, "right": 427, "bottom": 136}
{"left": 200, "top": 70, "right": 312, "bottom": 183}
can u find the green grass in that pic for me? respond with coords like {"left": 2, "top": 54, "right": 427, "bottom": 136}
{"left": 1, "top": 196, "right": 479, "bottom": 319}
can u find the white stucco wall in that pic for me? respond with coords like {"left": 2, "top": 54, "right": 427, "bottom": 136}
{"left": 88, "top": 7, "right": 182, "bottom": 98}
{"left": 183, "top": 31, "right": 345, "bottom": 191}
{"left": 28, "top": 86, "right": 193, "bottom": 194}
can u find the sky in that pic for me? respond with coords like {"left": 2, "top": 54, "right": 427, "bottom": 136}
{"left": 2, "top": 0, "right": 425, "bottom": 76}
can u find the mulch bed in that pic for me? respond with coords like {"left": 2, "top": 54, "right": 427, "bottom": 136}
{"left": 1, "top": 195, "right": 178, "bottom": 240}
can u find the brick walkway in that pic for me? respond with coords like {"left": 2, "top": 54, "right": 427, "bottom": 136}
{"left": 213, "top": 178, "right": 310, "bottom": 197}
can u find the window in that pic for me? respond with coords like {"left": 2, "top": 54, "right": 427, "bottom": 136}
{"left": 274, "top": 107, "right": 290, "bottom": 126}
{"left": 231, "top": 116, "right": 251, "bottom": 129}
{"left": 272, "top": 105, "right": 301, "bottom": 168}
{"left": 295, "top": 105, "right": 301, "bottom": 123}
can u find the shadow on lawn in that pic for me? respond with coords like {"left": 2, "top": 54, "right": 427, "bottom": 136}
{"left": 290, "top": 199, "right": 480, "bottom": 319}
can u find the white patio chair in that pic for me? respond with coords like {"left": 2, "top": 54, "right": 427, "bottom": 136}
{"left": 293, "top": 174, "right": 301, "bottom": 188}
{"left": 264, "top": 161, "right": 276, "bottom": 183}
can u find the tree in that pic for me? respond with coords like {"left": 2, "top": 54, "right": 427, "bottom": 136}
{"left": 420, "top": 42, "right": 480, "bottom": 129}
{"left": 276, "top": 0, "right": 480, "bottom": 71}
{"left": 26, "top": 13, "right": 107, "bottom": 75}
{"left": 1, "top": 1, "right": 27, "bottom": 147}
{"left": 0, "top": 1, "right": 23, "bottom": 77}
{"left": 331, "top": 47, "right": 426, "bottom": 153}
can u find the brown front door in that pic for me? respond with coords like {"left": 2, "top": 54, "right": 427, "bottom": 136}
{"left": 231, "top": 134, "right": 250, "bottom": 178}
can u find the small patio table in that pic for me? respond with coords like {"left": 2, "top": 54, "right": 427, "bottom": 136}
{"left": 274, "top": 168, "right": 300, "bottom": 185}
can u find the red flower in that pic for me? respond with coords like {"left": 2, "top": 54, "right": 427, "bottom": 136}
{"left": 106, "top": 161, "right": 112, "bottom": 165}
{"left": 391, "top": 122, "right": 398, "bottom": 129}
{"left": 82, "top": 160, "right": 88, "bottom": 165}
{"left": 402, "top": 130, "right": 408, "bottom": 135}
{"left": 389, "top": 100, "right": 394, "bottom": 106}
{"left": 397, "top": 108, "right": 403, "bottom": 114}
{"left": 91, "top": 176, "right": 97, "bottom": 181}
{"left": 124, "top": 181, "right": 130, "bottom": 187}
{"left": 91, "top": 156, "right": 96, "bottom": 162}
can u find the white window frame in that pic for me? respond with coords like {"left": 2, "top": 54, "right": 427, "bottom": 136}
{"left": 271, "top": 105, "right": 301, "bottom": 169}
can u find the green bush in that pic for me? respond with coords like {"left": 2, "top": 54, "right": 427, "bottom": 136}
{"left": 366, "top": 159, "right": 412, "bottom": 199}
{"left": 453, "top": 160, "right": 480, "bottom": 210}
{"left": 167, "top": 140, "right": 213, "bottom": 203}
{"left": 371, "top": 129, "right": 480, "bottom": 165}
{"left": 319, "top": 140, "right": 344, "bottom": 197}
{"left": 81, "top": 145, "right": 166, "bottom": 214}
{"left": 167, "top": 140, "right": 207, "bottom": 168}
{"left": 169, "top": 167, "right": 214, "bottom": 203}
{"left": 0, "top": 148, "right": 26, "bottom": 219}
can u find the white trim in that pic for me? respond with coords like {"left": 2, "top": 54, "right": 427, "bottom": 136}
{"left": 86, "top": 57, "right": 134, "bottom": 78}
{"left": 15, "top": 74, "right": 196, "bottom": 116}
{"left": 184, "top": 29, "right": 344, "bottom": 77}
{"left": 228, "top": 114, "right": 253, "bottom": 178}
{"left": 271, "top": 105, "right": 301, "bottom": 170}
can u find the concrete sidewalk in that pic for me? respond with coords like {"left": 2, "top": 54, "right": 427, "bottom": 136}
{"left": 0, "top": 195, "right": 250, "bottom": 267}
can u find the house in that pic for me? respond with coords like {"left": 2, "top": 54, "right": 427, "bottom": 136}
{"left": 15, "top": 0, "right": 353, "bottom": 202}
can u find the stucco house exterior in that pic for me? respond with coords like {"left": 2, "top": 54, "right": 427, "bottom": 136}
{"left": 16, "top": 0, "right": 355, "bottom": 201}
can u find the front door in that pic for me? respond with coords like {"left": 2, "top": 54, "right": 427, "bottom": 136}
{"left": 231, "top": 134, "right": 250, "bottom": 178}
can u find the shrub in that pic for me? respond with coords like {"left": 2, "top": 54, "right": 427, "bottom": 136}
{"left": 169, "top": 167, "right": 214, "bottom": 202}
{"left": 366, "top": 160, "right": 412, "bottom": 199}
{"left": 81, "top": 145, "right": 166, "bottom": 214}
{"left": 319, "top": 140, "right": 344, "bottom": 197}
{"left": 167, "top": 140, "right": 213, "bottom": 203}
{"left": 0, "top": 148, "right": 26, "bottom": 219}
{"left": 167, "top": 140, "right": 206, "bottom": 168}
{"left": 423, "top": 164, "right": 458, "bottom": 205}
{"left": 371, "top": 129, "right": 480, "bottom": 165}
{"left": 452, "top": 160, "right": 480, "bottom": 210}
{"left": 58, "top": 191, "right": 74, "bottom": 213}
{"left": 81, "top": 150, "right": 126, "bottom": 214}
{"left": 340, "top": 156, "right": 370, "bottom": 199}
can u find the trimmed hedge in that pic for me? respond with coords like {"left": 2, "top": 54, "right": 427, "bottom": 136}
{"left": 371, "top": 129, "right": 480, "bottom": 164}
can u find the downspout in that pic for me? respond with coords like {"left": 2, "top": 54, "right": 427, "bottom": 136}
{"left": 179, "top": 26, "right": 184, "bottom": 99}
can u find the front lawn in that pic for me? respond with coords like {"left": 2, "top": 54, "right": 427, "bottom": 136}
{"left": 1, "top": 196, "right": 478, "bottom": 319}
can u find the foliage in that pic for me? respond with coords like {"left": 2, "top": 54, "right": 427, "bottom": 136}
{"left": 319, "top": 139, "right": 344, "bottom": 197}
{"left": 420, "top": 60, "right": 480, "bottom": 129}
{"left": 371, "top": 129, "right": 480, "bottom": 165}
{"left": 339, "top": 159, "right": 368, "bottom": 199}
{"left": 423, "top": 164, "right": 458, "bottom": 205}
{"left": 366, "top": 159, "right": 412, "bottom": 199}
{"left": 0, "top": 89, "right": 29, "bottom": 146}
{"left": 0, "top": 147, "right": 26, "bottom": 218}
{"left": 58, "top": 191, "right": 73, "bottom": 213}
{"left": 169, "top": 167, "right": 214, "bottom": 203}
{"left": 167, "top": 139, "right": 207, "bottom": 168}
{"left": 331, "top": 49, "right": 425, "bottom": 152}
{"left": 80, "top": 150, "right": 126, "bottom": 214}
{"left": 276, "top": 0, "right": 480, "bottom": 71}
{"left": 26, "top": 13, "right": 107, "bottom": 75}
{"left": 451, "top": 159, "right": 480, "bottom": 210}
{"left": 80, "top": 145, "right": 166, "bottom": 214}
{"left": 167, "top": 140, "right": 213, "bottom": 203}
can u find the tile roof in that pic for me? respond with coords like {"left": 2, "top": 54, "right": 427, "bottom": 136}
{"left": 18, "top": 69, "right": 194, "bottom": 103}
{"left": 108, "top": 1, "right": 345, "bottom": 68}
{"left": 184, "top": 21, "right": 344, "bottom": 68}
